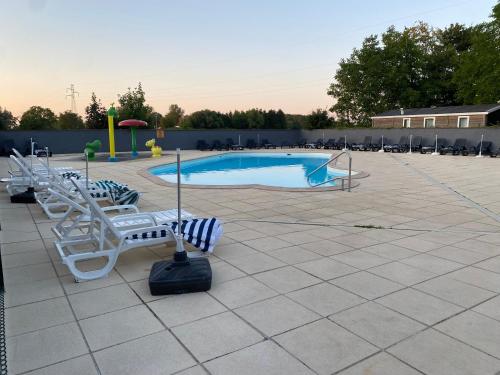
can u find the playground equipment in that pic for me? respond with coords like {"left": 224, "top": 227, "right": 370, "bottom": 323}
{"left": 84, "top": 140, "right": 101, "bottom": 160}
{"left": 118, "top": 119, "right": 148, "bottom": 158}
{"left": 145, "top": 139, "right": 162, "bottom": 158}
{"left": 107, "top": 106, "right": 117, "bottom": 162}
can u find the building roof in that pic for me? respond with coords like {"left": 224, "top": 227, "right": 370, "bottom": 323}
{"left": 372, "top": 104, "right": 500, "bottom": 118}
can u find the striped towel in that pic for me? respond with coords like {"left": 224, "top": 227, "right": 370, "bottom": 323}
{"left": 170, "top": 218, "right": 223, "bottom": 253}
{"left": 107, "top": 185, "right": 140, "bottom": 206}
{"left": 125, "top": 218, "right": 223, "bottom": 254}
{"left": 61, "top": 171, "right": 82, "bottom": 179}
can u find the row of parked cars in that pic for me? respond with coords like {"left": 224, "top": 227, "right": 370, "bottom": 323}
{"left": 297, "top": 136, "right": 500, "bottom": 157}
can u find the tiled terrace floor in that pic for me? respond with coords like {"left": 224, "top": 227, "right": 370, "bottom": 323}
{"left": 2, "top": 150, "right": 500, "bottom": 375}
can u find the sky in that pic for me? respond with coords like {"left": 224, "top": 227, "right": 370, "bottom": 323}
{"left": 0, "top": 0, "right": 496, "bottom": 117}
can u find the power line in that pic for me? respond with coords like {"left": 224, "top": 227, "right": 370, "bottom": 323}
{"left": 66, "top": 84, "right": 79, "bottom": 113}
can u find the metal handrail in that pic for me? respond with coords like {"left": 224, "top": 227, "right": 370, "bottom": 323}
{"left": 306, "top": 150, "right": 352, "bottom": 191}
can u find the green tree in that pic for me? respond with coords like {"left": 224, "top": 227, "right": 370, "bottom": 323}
{"left": 58, "top": 111, "right": 85, "bottom": 129}
{"left": 117, "top": 82, "right": 153, "bottom": 124}
{"left": 0, "top": 107, "right": 17, "bottom": 130}
{"left": 245, "top": 109, "right": 265, "bottom": 128}
{"left": 454, "top": 3, "right": 500, "bottom": 104}
{"left": 161, "top": 104, "right": 184, "bottom": 128}
{"left": 84, "top": 93, "right": 108, "bottom": 129}
{"left": 181, "top": 110, "right": 224, "bottom": 129}
{"left": 231, "top": 111, "right": 249, "bottom": 129}
{"left": 285, "top": 114, "right": 308, "bottom": 129}
{"left": 307, "top": 109, "right": 333, "bottom": 129}
{"left": 328, "top": 20, "right": 481, "bottom": 125}
{"left": 19, "top": 106, "right": 57, "bottom": 130}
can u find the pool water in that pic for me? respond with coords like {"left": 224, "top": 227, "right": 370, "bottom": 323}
{"left": 149, "top": 152, "right": 349, "bottom": 189}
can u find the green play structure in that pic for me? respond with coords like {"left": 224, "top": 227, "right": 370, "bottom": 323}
{"left": 84, "top": 139, "right": 101, "bottom": 160}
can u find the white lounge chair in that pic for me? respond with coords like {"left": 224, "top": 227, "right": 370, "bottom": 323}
{"left": 53, "top": 180, "right": 192, "bottom": 281}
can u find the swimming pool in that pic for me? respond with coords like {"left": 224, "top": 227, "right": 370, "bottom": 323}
{"left": 149, "top": 152, "right": 352, "bottom": 189}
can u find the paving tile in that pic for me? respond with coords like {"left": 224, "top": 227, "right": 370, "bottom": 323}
{"left": 175, "top": 366, "right": 208, "bottom": 375}
{"left": 276, "top": 231, "right": 319, "bottom": 245}
{"left": 253, "top": 266, "right": 321, "bottom": 293}
{"left": 414, "top": 276, "right": 495, "bottom": 308}
{"left": 428, "top": 245, "right": 491, "bottom": 265}
{"left": 208, "top": 276, "right": 278, "bottom": 308}
{"left": 94, "top": 331, "right": 195, "bottom": 375}
{"left": 204, "top": 340, "right": 315, "bottom": 375}
{"left": 475, "top": 256, "right": 500, "bottom": 274}
{"left": 331, "top": 302, "right": 425, "bottom": 348}
{"left": 300, "top": 239, "right": 354, "bottom": 256}
{"left": 60, "top": 270, "right": 125, "bottom": 295}
{"left": 331, "top": 250, "right": 391, "bottom": 269}
{"left": 23, "top": 355, "right": 98, "bottom": 375}
{"left": 7, "top": 322, "right": 88, "bottom": 374}
{"left": 243, "top": 236, "right": 292, "bottom": 252}
{"left": 68, "top": 284, "right": 141, "bottom": 319}
{"left": 435, "top": 310, "right": 500, "bottom": 358}
{"left": 390, "top": 237, "right": 442, "bottom": 252}
{"left": 3, "top": 262, "right": 56, "bottom": 286}
{"left": 454, "top": 238, "right": 500, "bottom": 256}
{"left": 363, "top": 243, "right": 418, "bottom": 260}
{"left": 5, "top": 277, "right": 64, "bottom": 307}
{"left": 368, "top": 262, "right": 436, "bottom": 286}
{"left": 80, "top": 305, "right": 164, "bottom": 351}
{"left": 210, "top": 260, "right": 246, "bottom": 284}
{"left": 224, "top": 252, "right": 286, "bottom": 274}
{"left": 235, "top": 295, "right": 320, "bottom": 336}
{"left": 148, "top": 292, "right": 226, "bottom": 327}
{"left": 473, "top": 295, "right": 500, "bottom": 321}
{"left": 401, "top": 253, "right": 463, "bottom": 274}
{"left": 1, "top": 239, "right": 46, "bottom": 255}
{"left": 331, "top": 271, "right": 404, "bottom": 299}
{"left": 172, "top": 311, "right": 262, "bottom": 362}
{"left": 6, "top": 297, "right": 74, "bottom": 337}
{"left": 275, "top": 319, "right": 378, "bottom": 375}
{"left": 448, "top": 266, "right": 500, "bottom": 292}
{"left": 338, "top": 352, "right": 421, "bottom": 375}
{"left": 377, "top": 288, "right": 463, "bottom": 325}
{"left": 268, "top": 245, "right": 322, "bottom": 264}
{"left": 287, "top": 282, "right": 365, "bottom": 316}
{"left": 296, "top": 258, "right": 357, "bottom": 280}
{"left": 388, "top": 329, "right": 500, "bottom": 375}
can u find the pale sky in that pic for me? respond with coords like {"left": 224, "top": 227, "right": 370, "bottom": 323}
{"left": 0, "top": 0, "right": 495, "bottom": 117}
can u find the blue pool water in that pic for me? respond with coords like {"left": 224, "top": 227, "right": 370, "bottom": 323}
{"left": 149, "top": 152, "right": 348, "bottom": 189}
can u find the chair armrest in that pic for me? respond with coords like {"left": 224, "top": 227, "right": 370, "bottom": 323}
{"left": 111, "top": 213, "right": 159, "bottom": 226}
{"left": 101, "top": 205, "right": 139, "bottom": 214}
{"left": 119, "top": 224, "right": 177, "bottom": 244}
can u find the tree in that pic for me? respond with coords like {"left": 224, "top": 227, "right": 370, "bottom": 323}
{"left": 85, "top": 93, "right": 108, "bottom": 129}
{"left": 117, "top": 82, "right": 153, "bottom": 124}
{"left": 327, "top": 18, "right": 484, "bottom": 125}
{"left": 0, "top": 107, "right": 17, "bottom": 130}
{"left": 307, "top": 109, "right": 333, "bottom": 129}
{"left": 182, "top": 110, "right": 224, "bottom": 129}
{"left": 19, "top": 106, "right": 57, "bottom": 130}
{"left": 58, "top": 111, "right": 84, "bottom": 129}
{"left": 161, "top": 104, "right": 184, "bottom": 128}
{"left": 454, "top": 3, "right": 500, "bottom": 104}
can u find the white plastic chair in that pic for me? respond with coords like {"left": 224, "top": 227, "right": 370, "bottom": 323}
{"left": 53, "top": 180, "right": 191, "bottom": 281}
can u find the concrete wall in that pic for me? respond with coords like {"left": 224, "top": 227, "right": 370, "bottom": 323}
{"left": 0, "top": 129, "right": 301, "bottom": 154}
{"left": 302, "top": 128, "right": 500, "bottom": 149}
{"left": 1, "top": 127, "right": 499, "bottom": 154}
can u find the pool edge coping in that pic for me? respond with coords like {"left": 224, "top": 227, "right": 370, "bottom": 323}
{"left": 137, "top": 151, "right": 370, "bottom": 192}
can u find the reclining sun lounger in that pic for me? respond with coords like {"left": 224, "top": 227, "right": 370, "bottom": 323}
{"left": 463, "top": 141, "right": 492, "bottom": 156}
{"left": 352, "top": 136, "right": 372, "bottom": 151}
{"left": 323, "top": 139, "right": 336, "bottom": 149}
{"left": 388, "top": 136, "right": 409, "bottom": 153}
{"left": 439, "top": 138, "right": 467, "bottom": 155}
{"left": 52, "top": 180, "right": 218, "bottom": 281}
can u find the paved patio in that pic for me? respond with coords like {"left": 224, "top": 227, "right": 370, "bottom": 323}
{"left": 2, "top": 150, "right": 500, "bottom": 375}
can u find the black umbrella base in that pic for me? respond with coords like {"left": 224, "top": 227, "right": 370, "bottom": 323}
{"left": 10, "top": 187, "right": 36, "bottom": 203}
{"left": 149, "top": 256, "right": 212, "bottom": 295}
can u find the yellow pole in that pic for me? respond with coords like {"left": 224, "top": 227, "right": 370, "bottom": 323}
{"left": 107, "top": 106, "right": 117, "bottom": 162}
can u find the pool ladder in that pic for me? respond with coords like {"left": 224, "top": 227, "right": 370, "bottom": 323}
{"left": 306, "top": 150, "right": 352, "bottom": 191}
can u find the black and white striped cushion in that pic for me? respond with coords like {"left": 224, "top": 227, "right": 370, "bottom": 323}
{"left": 126, "top": 218, "right": 222, "bottom": 253}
